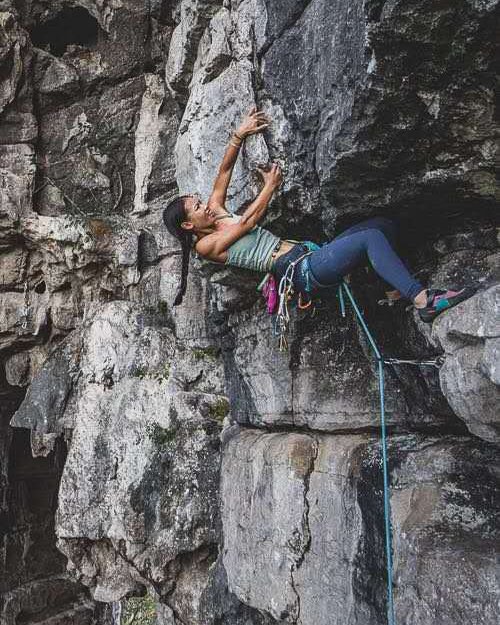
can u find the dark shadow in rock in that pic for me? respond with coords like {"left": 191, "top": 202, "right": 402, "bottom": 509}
{"left": 29, "top": 7, "right": 102, "bottom": 58}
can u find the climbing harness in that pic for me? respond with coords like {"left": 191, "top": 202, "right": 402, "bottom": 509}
{"left": 274, "top": 250, "right": 314, "bottom": 351}
{"left": 268, "top": 240, "right": 322, "bottom": 350}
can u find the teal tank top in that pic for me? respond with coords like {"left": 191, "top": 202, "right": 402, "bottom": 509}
{"left": 225, "top": 223, "right": 281, "bottom": 273}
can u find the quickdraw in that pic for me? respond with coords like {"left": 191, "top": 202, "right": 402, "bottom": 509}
{"left": 384, "top": 356, "right": 445, "bottom": 369}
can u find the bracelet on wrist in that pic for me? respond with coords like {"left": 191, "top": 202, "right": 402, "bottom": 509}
{"left": 233, "top": 131, "right": 245, "bottom": 142}
{"left": 229, "top": 140, "right": 241, "bottom": 149}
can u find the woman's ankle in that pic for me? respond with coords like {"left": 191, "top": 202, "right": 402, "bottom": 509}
{"left": 414, "top": 289, "right": 428, "bottom": 308}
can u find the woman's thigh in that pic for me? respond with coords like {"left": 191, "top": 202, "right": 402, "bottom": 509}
{"left": 335, "top": 216, "right": 398, "bottom": 247}
{"left": 307, "top": 230, "right": 373, "bottom": 286}
{"left": 307, "top": 216, "right": 399, "bottom": 287}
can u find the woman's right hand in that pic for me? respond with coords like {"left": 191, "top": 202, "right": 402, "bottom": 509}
{"left": 237, "top": 106, "right": 269, "bottom": 138}
{"left": 256, "top": 162, "right": 283, "bottom": 189}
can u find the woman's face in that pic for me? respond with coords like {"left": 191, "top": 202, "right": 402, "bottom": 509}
{"left": 181, "top": 194, "right": 217, "bottom": 232}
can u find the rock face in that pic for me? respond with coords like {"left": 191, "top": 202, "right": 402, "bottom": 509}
{"left": 1, "top": 1, "right": 499, "bottom": 624}
{"left": 13, "top": 301, "right": 223, "bottom": 608}
{"left": 432, "top": 284, "right": 500, "bottom": 443}
{"left": 221, "top": 427, "right": 498, "bottom": 625}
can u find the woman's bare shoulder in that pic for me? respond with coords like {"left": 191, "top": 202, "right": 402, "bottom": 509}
{"left": 195, "top": 235, "right": 228, "bottom": 264}
{"left": 195, "top": 234, "right": 215, "bottom": 255}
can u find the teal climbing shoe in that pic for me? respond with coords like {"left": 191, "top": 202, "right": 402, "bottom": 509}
{"left": 417, "top": 286, "right": 478, "bottom": 323}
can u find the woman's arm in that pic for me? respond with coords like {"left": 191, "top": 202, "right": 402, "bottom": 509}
{"left": 239, "top": 164, "right": 281, "bottom": 226}
{"left": 208, "top": 107, "right": 269, "bottom": 209}
{"left": 207, "top": 139, "right": 243, "bottom": 210}
{"left": 197, "top": 164, "right": 282, "bottom": 261}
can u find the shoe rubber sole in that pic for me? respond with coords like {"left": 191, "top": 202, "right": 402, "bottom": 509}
{"left": 418, "top": 286, "right": 478, "bottom": 323}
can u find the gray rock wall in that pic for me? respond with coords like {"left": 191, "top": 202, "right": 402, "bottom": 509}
{"left": 1, "top": 1, "right": 498, "bottom": 624}
{"left": 221, "top": 427, "right": 498, "bottom": 624}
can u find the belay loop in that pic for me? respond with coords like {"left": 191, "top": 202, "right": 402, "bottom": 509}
{"left": 298, "top": 292, "right": 313, "bottom": 309}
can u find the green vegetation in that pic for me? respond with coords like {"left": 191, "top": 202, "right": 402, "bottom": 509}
{"left": 131, "top": 362, "right": 170, "bottom": 383}
{"left": 121, "top": 591, "right": 156, "bottom": 625}
{"left": 192, "top": 346, "right": 220, "bottom": 361}
{"left": 152, "top": 362, "right": 170, "bottom": 383}
{"left": 131, "top": 365, "right": 147, "bottom": 379}
{"left": 209, "top": 397, "right": 230, "bottom": 423}
{"left": 146, "top": 422, "right": 176, "bottom": 446}
{"left": 158, "top": 300, "right": 169, "bottom": 314}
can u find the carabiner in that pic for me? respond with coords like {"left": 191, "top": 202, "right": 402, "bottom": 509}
{"left": 298, "top": 292, "right": 313, "bottom": 309}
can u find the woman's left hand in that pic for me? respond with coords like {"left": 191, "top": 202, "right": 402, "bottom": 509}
{"left": 237, "top": 106, "right": 270, "bottom": 138}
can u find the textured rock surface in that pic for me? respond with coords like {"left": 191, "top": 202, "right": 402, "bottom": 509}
{"left": 221, "top": 426, "right": 499, "bottom": 624}
{"left": 432, "top": 284, "right": 500, "bottom": 443}
{"left": 1, "top": 0, "right": 499, "bottom": 624}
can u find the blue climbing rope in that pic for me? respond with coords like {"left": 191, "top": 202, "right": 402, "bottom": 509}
{"left": 271, "top": 273, "right": 443, "bottom": 624}
{"left": 339, "top": 281, "right": 396, "bottom": 625}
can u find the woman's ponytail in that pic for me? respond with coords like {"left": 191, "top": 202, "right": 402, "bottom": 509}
{"left": 162, "top": 195, "right": 193, "bottom": 307}
{"left": 173, "top": 231, "right": 193, "bottom": 306}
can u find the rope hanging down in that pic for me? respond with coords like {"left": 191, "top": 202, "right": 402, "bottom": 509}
{"left": 273, "top": 272, "right": 444, "bottom": 624}
{"left": 339, "top": 281, "right": 397, "bottom": 625}
{"left": 338, "top": 282, "right": 444, "bottom": 625}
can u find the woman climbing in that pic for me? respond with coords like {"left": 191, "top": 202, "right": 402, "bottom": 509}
{"left": 163, "top": 107, "right": 476, "bottom": 325}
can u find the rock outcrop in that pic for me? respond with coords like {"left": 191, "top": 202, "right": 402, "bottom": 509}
{"left": 432, "top": 284, "right": 500, "bottom": 443}
{"left": 1, "top": 1, "right": 498, "bottom": 624}
{"left": 221, "top": 427, "right": 498, "bottom": 624}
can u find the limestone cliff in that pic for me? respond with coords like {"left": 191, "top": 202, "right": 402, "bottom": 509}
{"left": 1, "top": 1, "right": 498, "bottom": 624}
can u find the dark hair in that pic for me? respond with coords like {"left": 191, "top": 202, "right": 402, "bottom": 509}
{"left": 162, "top": 194, "right": 193, "bottom": 306}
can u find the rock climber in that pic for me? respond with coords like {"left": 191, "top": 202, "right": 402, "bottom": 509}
{"left": 163, "top": 107, "right": 476, "bottom": 324}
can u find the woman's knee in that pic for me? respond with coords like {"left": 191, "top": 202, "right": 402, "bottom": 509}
{"left": 367, "top": 217, "right": 398, "bottom": 247}
{"left": 369, "top": 216, "right": 396, "bottom": 232}
{"left": 338, "top": 216, "right": 396, "bottom": 240}
{"left": 364, "top": 227, "right": 392, "bottom": 247}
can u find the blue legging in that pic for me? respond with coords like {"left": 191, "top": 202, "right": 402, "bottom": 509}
{"left": 298, "top": 217, "right": 423, "bottom": 300}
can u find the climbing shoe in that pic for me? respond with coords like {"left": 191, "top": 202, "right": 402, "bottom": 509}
{"left": 417, "top": 286, "right": 478, "bottom": 323}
